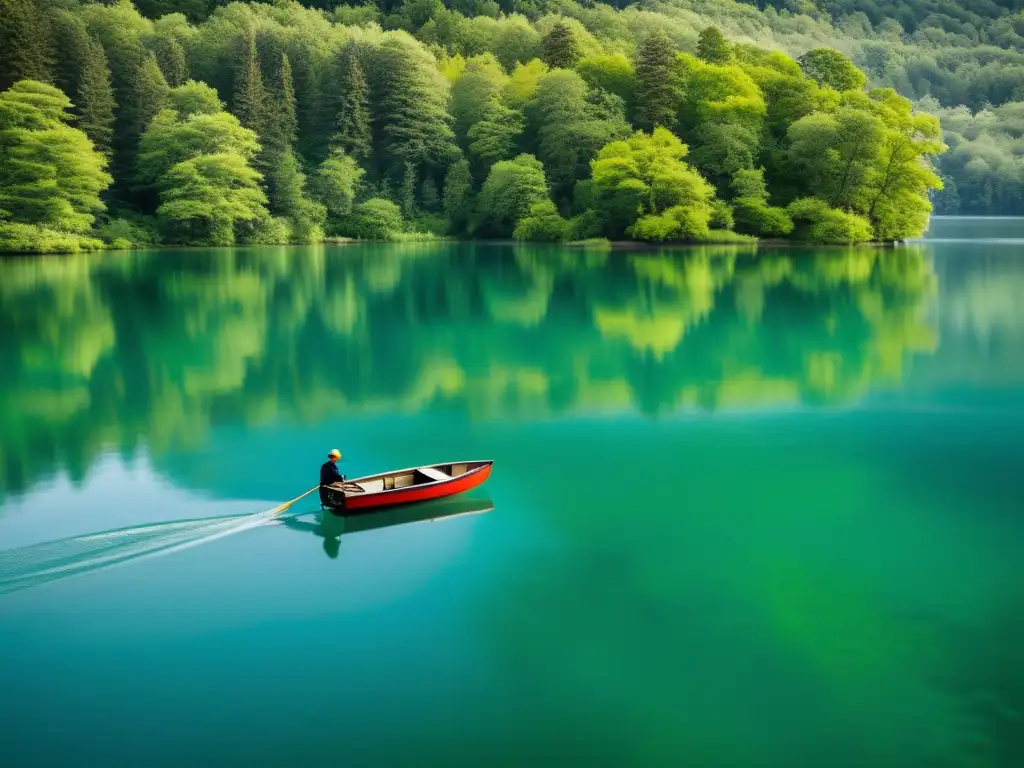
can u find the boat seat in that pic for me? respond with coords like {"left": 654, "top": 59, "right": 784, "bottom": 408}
{"left": 418, "top": 466, "right": 450, "bottom": 482}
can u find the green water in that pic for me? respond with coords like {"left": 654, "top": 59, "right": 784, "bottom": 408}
{"left": 1, "top": 220, "right": 1023, "bottom": 766}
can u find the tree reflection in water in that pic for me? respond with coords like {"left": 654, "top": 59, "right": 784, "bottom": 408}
{"left": 0, "top": 242, "right": 936, "bottom": 501}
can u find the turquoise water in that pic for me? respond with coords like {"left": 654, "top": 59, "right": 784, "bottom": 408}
{"left": 1, "top": 222, "right": 1023, "bottom": 766}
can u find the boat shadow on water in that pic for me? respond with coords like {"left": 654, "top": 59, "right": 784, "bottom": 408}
{"left": 277, "top": 495, "right": 495, "bottom": 559}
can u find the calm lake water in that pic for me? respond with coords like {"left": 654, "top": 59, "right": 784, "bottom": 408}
{"left": 2, "top": 220, "right": 1023, "bottom": 766}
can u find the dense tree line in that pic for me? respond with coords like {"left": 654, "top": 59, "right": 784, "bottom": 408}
{"left": 1, "top": 0, "right": 952, "bottom": 252}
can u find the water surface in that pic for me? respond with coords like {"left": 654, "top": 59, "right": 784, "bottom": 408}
{"left": 1, "top": 222, "right": 1023, "bottom": 766}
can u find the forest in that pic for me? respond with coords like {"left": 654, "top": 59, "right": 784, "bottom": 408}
{"left": 1, "top": 0, "right": 1009, "bottom": 252}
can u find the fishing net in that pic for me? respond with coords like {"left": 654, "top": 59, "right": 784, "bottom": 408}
{"left": 0, "top": 486, "right": 318, "bottom": 595}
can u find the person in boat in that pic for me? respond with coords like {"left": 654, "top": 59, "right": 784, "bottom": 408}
{"left": 320, "top": 449, "right": 345, "bottom": 506}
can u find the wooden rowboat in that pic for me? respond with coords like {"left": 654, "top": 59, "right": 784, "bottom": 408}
{"left": 321, "top": 460, "right": 493, "bottom": 514}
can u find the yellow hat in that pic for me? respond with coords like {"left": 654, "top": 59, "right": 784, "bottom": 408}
{"left": 328, "top": 449, "right": 341, "bottom": 458}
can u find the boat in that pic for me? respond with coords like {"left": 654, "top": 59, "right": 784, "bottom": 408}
{"left": 320, "top": 460, "right": 493, "bottom": 514}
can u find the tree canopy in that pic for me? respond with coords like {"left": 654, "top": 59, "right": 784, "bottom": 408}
{"left": 0, "top": 0, "right": 970, "bottom": 250}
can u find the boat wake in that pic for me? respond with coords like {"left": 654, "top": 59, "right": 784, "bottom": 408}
{"left": 0, "top": 487, "right": 319, "bottom": 595}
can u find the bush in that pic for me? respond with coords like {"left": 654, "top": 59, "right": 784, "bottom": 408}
{"left": 709, "top": 201, "right": 735, "bottom": 230}
{"left": 513, "top": 200, "right": 569, "bottom": 241}
{"left": 698, "top": 229, "right": 757, "bottom": 244}
{"left": 628, "top": 204, "right": 712, "bottom": 242}
{"left": 241, "top": 216, "right": 292, "bottom": 245}
{"left": 786, "top": 198, "right": 873, "bottom": 244}
{"left": 95, "top": 216, "right": 160, "bottom": 247}
{"left": 410, "top": 213, "right": 448, "bottom": 235}
{"left": 0, "top": 223, "right": 104, "bottom": 254}
{"left": 340, "top": 198, "right": 405, "bottom": 240}
{"left": 732, "top": 198, "right": 794, "bottom": 237}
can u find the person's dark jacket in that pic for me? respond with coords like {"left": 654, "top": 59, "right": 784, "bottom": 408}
{"left": 320, "top": 460, "right": 343, "bottom": 487}
{"left": 320, "top": 460, "right": 345, "bottom": 507}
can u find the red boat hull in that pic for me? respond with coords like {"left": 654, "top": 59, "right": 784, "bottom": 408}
{"left": 324, "top": 461, "right": 493, "bottom": 514}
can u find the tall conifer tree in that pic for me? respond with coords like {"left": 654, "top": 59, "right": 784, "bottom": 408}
{"left": 542, "top": 21, "right": 581, "bottom": 70}
{"left": 0, "top": 0, "right": 55, "bottom": 91}
{"left": 634, "top": 30, "right": 678, "bottom": 132}
{"left": 52, "top": 12, "right": 115, "bottom": 157}
{"left": 333, "top": 42, "right": 372, "bottom": 167}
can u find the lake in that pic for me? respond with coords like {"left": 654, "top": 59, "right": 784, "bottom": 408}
{"left": 1, "top": 220, "right": 1023, "bottom": 766}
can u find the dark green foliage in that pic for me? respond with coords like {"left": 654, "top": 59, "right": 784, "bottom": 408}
{"left": 0, "top": 0, "right": 55, "bottom": 91}
{"left": 277, "top": 54, "right": 299, "bottom": 147}
{"left": 541, "top": 21, "right": 581, "bottom": 70}
{"left": 696, "top": 27, "right": 730, "bottom": 64}
{"left": 332, "top": 42, "right": 373, "bottom": 166}
{"left": 80, "top": 3, "right": 169, "bottom": 203}
{"left": 527, "top": 70, "right": 628, "bottom": 206}
{"left": 798, "top": 48, "right": 867, "bottom": 92}
{"left": 709, "top": 200, "right": 734, "bottom": 230}
{"left": 474, "top": 154, "right": 549, "bottom": 238}
{"left": 633, "top": 30, "right": 678, "bottom": 132}
{"left": 514, "top": 199, "right": 569, "bottom": 241}
{"left": 443, "top": 158, "right": 473, "bottom": 234}
{"left": 52, "top": 12, "right": 116, "bottom": 157}
{"left": 147, "top": 32, "right": 190, "bottom": 87}
{"left": 368, "top": 37, "right": 457, "bottom": 200}
{"left": 233, "top": 30, "right": 266, "bottom": 136}
{"left": 732, "top": 198, "right": 794, "bottom": 237}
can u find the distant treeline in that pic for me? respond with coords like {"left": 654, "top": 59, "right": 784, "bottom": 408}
{"left": 0, "top": 0, "right": 955, "bottom": 252}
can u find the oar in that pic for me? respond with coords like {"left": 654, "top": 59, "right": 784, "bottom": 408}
{"left": 269, "top": 485, "right": 322, "bottom": 516}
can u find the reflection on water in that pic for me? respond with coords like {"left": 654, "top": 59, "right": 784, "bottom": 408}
{"left": 2, "top": 236, "right": 1023, "bottom": 767}
{"left": 0, "top": 243, "right": 937, "bottom": 501}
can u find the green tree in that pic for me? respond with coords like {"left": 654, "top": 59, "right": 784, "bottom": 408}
{"left": 677, "top": 56, "right": 766, "bottom": 191}
{"left": 514, "top": 199, "right": 569, "bottom": 241}
{"left": 475, "top": 154, "right": 550, "bottom": 237}
{"left": 541, "top": 21, "right": 581, "bottom": 70}
{"left": 332, "top": 42, "right": 372, "bottom": 167}
{"left": 147, "top": 31, "right": 189, "bottom": 88}
{"left": 696, "top": 27, "right": 730, "bottom": 65}
{"left": 369, "top": 37, "right": 457, "bottom": 198}
{"left": 633, "top": 30, "right": 678, "bottom": 132}
{"left": 52, "top": 12, "right": 115, "bottom": 158}
{"left": 787, "top": 106, "right": 886, "bottom": 209}
{"left": 340, "top": 197, "right": 404, "bottom": 239}
{"left": 449, "top": 54, "right": 506, "bottom": 147}
{"left": 787, "top": 197, "right": 873, "bottom": 244}
{"left": 167, "top": 79, "right": 223, "bottom": 119}
{"left": 233, "top": 29, "right": 267, "bottom": 138}
{"left": 860, "top": 89, "right": 945, "bottom": 240}
{"left": 312, "top": 148, "right": 365, "bottom": 221}
{"left": 0, "top": 80, "right": 111, "bottom": 251}
{"left": 589, "top": 127, "right": 716, "bottom": 240}
{"left": 730, "top": 168, "right": 769, "bottom": 201}
{"left": 468, "top": 98, "right": 524, "bottom": 172}
{"left": 137, "top": 83, "right": 268, "bottom": 245}
{"left": 443, "top": 158, "right": 473, "bottom": 235}
{"left": 576, "top": 54, "right": 635, "bottom": 117}
{"left": 158, "top": 153, "right": 268, "bottom": 245}
{"left": 732, "top": 198, "right": 793, "bottom": 237}
{"left": 79, "top": 2, "right": 169, "bottom": 202}
{"left": 527, "top": 69, "right": 628, "bottom": 205}
{"left": 0, "top": 0, "right": 55, "bottom": 91}
{"left": 798, "top": 49, "right": 867, "bottom": 93}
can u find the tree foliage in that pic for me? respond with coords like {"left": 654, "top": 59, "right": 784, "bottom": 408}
{"left": 0, "top": 80, "right": 112, "bottom": 251}
{"left": 0, "top": 0, "right": 971, "bottom": 250}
